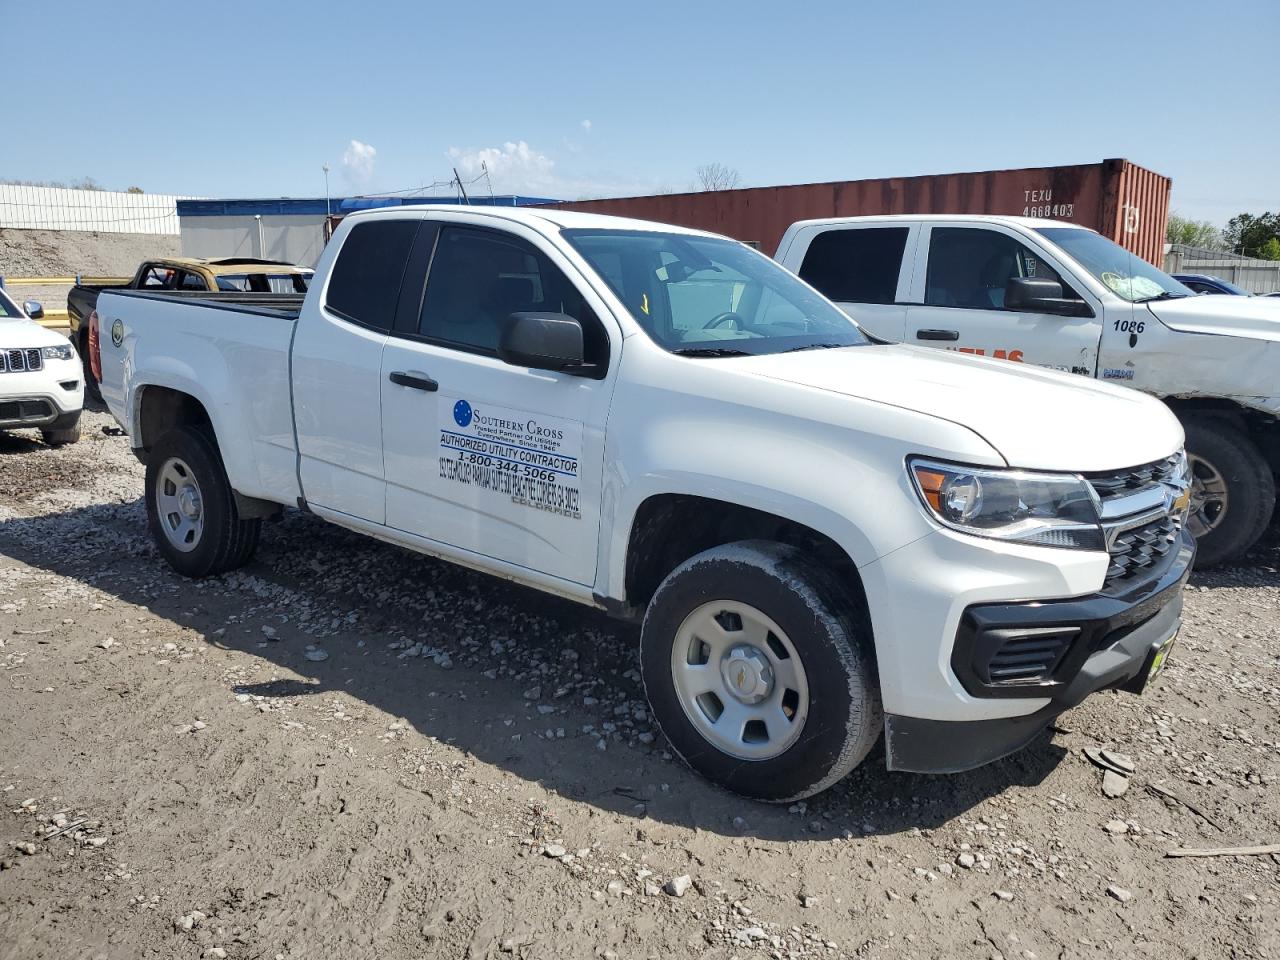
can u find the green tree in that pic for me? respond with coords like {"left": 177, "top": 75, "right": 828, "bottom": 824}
{"left": 1166, "top": 212, "right": 1222, "bottom": 249}
{"left": 1223, "top": 212, "right": 1280, "bottom": 258}
{"left": 1258, "top": 237, "right": 1280, "bottom": 261}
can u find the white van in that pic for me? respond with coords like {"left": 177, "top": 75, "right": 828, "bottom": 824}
{"left": 776, "top": 215, "right": 1280, "bottom": 566}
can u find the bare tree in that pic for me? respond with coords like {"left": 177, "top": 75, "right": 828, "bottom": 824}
{"left": 695, "top": 163, "right": 742, "bottom": 192}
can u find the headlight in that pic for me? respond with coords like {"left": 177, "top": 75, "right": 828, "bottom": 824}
{"left": 908, "top": 458, "right": 1103, "bottom": 550}
{"left": 41, "top": 344, "right": 75, "bottom": 361}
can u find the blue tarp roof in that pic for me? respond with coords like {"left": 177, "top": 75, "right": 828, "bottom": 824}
{"left": 177, "top": 195, "right": 558, "bottom": 217}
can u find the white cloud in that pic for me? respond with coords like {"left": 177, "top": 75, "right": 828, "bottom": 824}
{"left": 342, "top": 139, "right": 377, "bottom": 183}
{"left": 580, "top": 119, "right": 592, "bottom": 132}
{"left": 448, "top": 140, "right": 557, "bottom": 195}
{"left": 447, "top": 139, "right": 657, "bottom": 201}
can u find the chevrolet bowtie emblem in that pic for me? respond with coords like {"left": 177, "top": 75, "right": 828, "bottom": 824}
{"left": 1172, "top": 486, "right": 1191, "bottom": 514}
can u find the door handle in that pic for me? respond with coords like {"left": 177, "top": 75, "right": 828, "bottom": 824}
{"left": 916, "top": 329, "right": 960, "bottom": 341}
{"left": 388, "top": 370, "right": 439, "bottom": 392}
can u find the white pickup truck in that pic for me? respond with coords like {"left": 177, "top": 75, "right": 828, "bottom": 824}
{"left": 776, "top": 215, "right": 1280, "bottom": 567}
{"left": 98, "top": 206, "right": 1193, "bottom": 801}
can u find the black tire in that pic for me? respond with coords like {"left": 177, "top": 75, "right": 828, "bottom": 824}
{"left": 1183, "top": 418, "right": 1275, "bottom": 568}
{"left": 79, "top": 331, "right": 102, "bottom": 404}
{"left": 41, "top": 414, "right": 81, "bottom": 446}
{"left": 640, "top": 540, "right": 881, "bottom": 802}
{"left": 145, "top": 425, "right": 261, "bottom": 577}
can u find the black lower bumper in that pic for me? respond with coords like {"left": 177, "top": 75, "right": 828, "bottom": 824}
{"left": 0, "top": 397, "right": 59, "bottom": 429}
{"left": 885, "top": 533, "right": 1193, "bottom": 774}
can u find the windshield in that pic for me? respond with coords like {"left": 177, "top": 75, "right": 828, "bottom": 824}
{"left": 563, "top": 229, "right": 868, "bottom": 355}
{"left": 1036, "top": 227, "right": 1193, "bottom": 303}
{"left": 0, "top": 289, "right": 24, "bottom": 319}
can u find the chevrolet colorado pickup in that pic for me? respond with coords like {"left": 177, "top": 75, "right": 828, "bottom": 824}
{"left": 0, "top": 288, "right": 82, "bottom": 444}
{"left": 68, "top": 257, "right": 312, "bottom": 400}
{"left": 776, "top": 215, "right": 1280, "bottom": 567}
{"left": 97, "top": 206, "right": 1193, "bottom": 800}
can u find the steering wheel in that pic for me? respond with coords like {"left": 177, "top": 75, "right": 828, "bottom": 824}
{"left": 702, "top": 311, "right": 745, "bottom": 331}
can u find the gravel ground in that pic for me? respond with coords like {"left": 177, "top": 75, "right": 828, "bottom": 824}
{"left": 1, "top": 408, "right": 1278, "bottom": 960}
{"left": 0, "top": 229, "right": 179, "bottom": 278}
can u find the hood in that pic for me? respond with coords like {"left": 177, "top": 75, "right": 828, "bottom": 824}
{"left": 731, "top": 344, "right": 1182, "bottom": 473}
{"left": 0, "top": 314, "right": 68, "bottom": 348}
{"left": 1147, "top": 294, "right": 1280, "bottom": 342}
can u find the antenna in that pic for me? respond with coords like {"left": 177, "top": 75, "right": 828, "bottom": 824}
{"left": 452, "top": 167, "right": 470, "bottom": 205}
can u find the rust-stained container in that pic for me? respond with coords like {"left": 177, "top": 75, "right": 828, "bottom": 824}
{"left": 547, "top": 159, "right": 1170, "bottom": 266}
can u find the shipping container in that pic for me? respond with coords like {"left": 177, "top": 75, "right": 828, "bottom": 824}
{"left": 547, "top": 159, "right": 1170, "bottom": 266}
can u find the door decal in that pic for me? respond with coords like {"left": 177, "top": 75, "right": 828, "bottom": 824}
{"left": 438, "top": 395, "right": 584, "bottom": 520}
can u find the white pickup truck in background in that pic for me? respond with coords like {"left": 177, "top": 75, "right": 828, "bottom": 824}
{"left": 776, "top": 215, "right": 1280, "bottom": 567}
{"left": 97, "top": 206, "right": 1192, "bottom": 801}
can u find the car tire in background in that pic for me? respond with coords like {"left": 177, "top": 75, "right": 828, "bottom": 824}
{"left": 640, "top": 540, "right": 881, "bottom": 802}
{"left": 79, "top": 330, "right": 103, "bottom": 403}
{"left": 1182, "top": 418, "right": 1275, "bottom": 568}
{"left": 145, "top": 425, "right": 261, "bottom": 577}
{"left": 41, "top": 415, "right": 82, "bottom": 446}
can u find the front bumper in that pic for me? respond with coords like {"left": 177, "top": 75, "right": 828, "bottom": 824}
{"left": 883, "top": 531, "right": 1193, "bottom": 773}
{"left": 0, "top": 358, "right": 84, "bottom": 424}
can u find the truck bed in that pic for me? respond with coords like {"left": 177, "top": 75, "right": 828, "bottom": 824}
{"left": 96, "top": 288, "right": 304, "bottom": 506}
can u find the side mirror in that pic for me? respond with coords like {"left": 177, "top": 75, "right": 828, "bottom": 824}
{"left": 1004, "top": 277, "right": 1089, "bottom": 316}
{"left": 23, "top": 300, "right": 44, "bottom": 321}
{"left": 498, "top": 312, "right": 588, "bottom": 373}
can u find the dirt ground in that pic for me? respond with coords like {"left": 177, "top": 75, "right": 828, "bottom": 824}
{"left": 1, "top": 408, "right": 1277, "bottom": 960}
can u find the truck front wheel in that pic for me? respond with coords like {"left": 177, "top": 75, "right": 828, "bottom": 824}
{"left": 1182, "top": 418, "right": 1275, "bottom": 568}
{"left": 145, "top": 426, "right": 261, "bottom": 577}
{"left": 640, "top": 541, "right": 881, "bottom": 802}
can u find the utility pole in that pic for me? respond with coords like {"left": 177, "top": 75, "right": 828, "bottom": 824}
{"left": 453, "top": 167, "right": 470, "bottom": 205}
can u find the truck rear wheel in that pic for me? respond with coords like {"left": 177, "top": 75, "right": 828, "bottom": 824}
{"left": 1183, "top": 419, "right": 1275, "bottom": 568}
{"left": 79, "top": 331, "right": 102, "bottom": 404}
{"left": 145, "top": 426, "right": 260, "bottom": 577}
{"left": 640, "top": 541, "right": 881, "bottom": 802}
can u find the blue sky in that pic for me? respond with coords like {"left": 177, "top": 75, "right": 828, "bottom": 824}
{"left": 5, "top": 0, "right": 1276, "bottom": 225}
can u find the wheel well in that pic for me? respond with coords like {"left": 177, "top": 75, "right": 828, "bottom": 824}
{"left": 624, "top": 494, "right": 868, "bottom": 614}
{"left": 1163, "top": 397, "right": 1280, "bottom": 472}
{"left": 1163, "top": 396, "right": 1253, "bottom": 426}
{"left": 138, "top": 387, "right": 212, "bottom": 452}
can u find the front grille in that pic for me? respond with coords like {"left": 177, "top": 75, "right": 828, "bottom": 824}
{"left": 0, "top": 398, "right": 54, "bottom": 422}
{"left": 0, "top": 349, "right": 43, "bottom": 373}
{"left": 1086, "top": 455, "right": 1187, "bottom": 589}
{"left": 1106, "top": 512, "right": 1181, "bottom": 583}
{"left": 1085, "top": 454, "right": 1181, "bottom": 502}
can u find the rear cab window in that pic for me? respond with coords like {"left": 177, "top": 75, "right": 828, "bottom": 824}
{"left": 324, "top": 219, "right": 422, "bottom": 331}
{"left": 798, "top": 227, "right": 910, "bottom": 304}
{"left": 139, "top": 265, "right": 179, "bottom": 289}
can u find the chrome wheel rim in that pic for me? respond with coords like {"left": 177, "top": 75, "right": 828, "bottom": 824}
{"left": 1187, "top": 453, "right": 1229, "bottom": 538}
{"left": 669, "top": 600, "right": 809, "bottom": 761}
{"left": 155, "top": 457, "right": 204, "bottom": 553}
